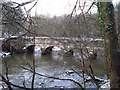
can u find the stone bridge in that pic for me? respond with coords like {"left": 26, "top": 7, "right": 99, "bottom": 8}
{"left": 25, "top": 37, "right": 103, "bottom": 50}
{"left": 26, "top": 37, "right": 77, "bottom": 49}
{"left": 0, "top": 36, "right": 103, "bottom": 52}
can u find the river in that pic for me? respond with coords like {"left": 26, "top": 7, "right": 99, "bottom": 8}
{"left": 0, "top": 47, "right": 107, "bottom": 89}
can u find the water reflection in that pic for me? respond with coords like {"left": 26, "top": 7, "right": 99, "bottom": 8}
{"left": 1, "top": 50, "right": 106, "bottom": 77}
{"left": 0, "top": 50, "right": 107, "bottom": 88}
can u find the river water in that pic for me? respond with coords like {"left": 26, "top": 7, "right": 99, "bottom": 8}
{"left": 0, "top": 48, "right": 107, "bottom": 88}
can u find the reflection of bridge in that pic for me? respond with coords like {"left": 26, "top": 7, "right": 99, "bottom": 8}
{"left": 25, "top": 37, "right": 103, "bottom": 49}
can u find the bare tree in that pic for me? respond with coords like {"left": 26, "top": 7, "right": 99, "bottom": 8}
{"left": 0, "top": 0, "right": 109, "bottom": 89}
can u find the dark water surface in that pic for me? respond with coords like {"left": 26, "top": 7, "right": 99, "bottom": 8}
{"left": 0, "top": 50, "right": 107, "bottom": 88}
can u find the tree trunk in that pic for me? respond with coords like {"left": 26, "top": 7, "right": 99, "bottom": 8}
{"left": 97, "top": 1, "right": 120, "bottom": 88}
{"left": 118, "top": 2, "right": 120, "bottom": 35}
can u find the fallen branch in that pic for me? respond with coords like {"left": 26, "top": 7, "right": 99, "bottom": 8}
{"left": 0, "top": 73, "right": 31, "bottom": 90}
{"left": 20, "top": 66, "right": 84, "bottom": 89}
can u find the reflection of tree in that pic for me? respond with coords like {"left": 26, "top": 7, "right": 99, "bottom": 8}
{"left": 1, "top": 0, "right": 120, "bottom": 89}
{"left": 0, "top": 0, "right": 97, "bottom": 89}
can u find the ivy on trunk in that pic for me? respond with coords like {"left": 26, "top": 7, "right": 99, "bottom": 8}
{"left": 97, "top": 1, "right": 120, "bottom": 88}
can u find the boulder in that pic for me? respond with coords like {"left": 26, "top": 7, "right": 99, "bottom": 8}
{"left": 89, "top": 51, "right": 97, "bottom": 60}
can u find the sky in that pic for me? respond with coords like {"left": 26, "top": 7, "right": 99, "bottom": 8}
{"left": 7, "top": 0, "right": 120, "bottom": 17}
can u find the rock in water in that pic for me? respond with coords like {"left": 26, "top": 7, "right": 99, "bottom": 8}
{"left": 89, "top": 51, "right": 97, "bottom": 60}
